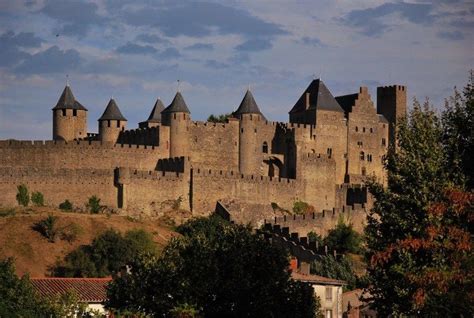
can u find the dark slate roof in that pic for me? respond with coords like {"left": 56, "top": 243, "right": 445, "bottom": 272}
{"left": 233, "top": 90, "right": 264, "bottom": 116}
{"left": 98, "top": 98, "right": 127, "bottom": 121}
{"left": 378, "top": 114, "right": 389, "bottom": 123}
{"left": 289, "top": 79, "right": 343, "bottom": 114}
{"left": 162, "top": 92, "right": 190, "bottom": 113}
{"left": 31, "top": 278, "right": 111, "bottom": 303}
{"left": 146, "top": 98, "right": 165, "bottom": 122}
{"left": 52, "top": 85, "right": 87, "bottom": 111}
{"left": 335, "top": 93, "right": 358, "bottom": 114}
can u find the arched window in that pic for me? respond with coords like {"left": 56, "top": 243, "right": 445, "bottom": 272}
{"left": 262, "top": 141, "right": 268, "bottom": 153}
{"left": 360, "top": 151, "right": 365, "bottom": 161}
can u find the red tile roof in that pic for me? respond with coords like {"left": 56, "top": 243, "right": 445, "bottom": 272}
{"left": 291, "top": 272, "right": 345, "bottom": 286}
{"left": 30, "top": 277, "right": 112, "bottom": 303}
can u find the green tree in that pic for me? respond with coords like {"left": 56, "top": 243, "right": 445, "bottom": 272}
{"left": 365, "top": 98, "right": 473, "bottom": 316}
{"left": 442, "top": 70, "right": 474, "bottom": 189}
{"left": 0, "top": 258, "right": 52, "bottom": 317}
{"left": 33, "top": 215, "right": 60, "bottom": 243}
{"left": 323, "top": 218, "right": 362, "bottom": 254}
{"left": 59, "top": 199, "right": 73, "bottom": 211}
{"left": 107, "top": 216, "right": 319, "bottom": 317}
{"left": 207, "top": 113, "right": 231, "bottom": 123}
{"left": 311, "top": 255, "right": 357, "bottom": 290}
{"left": 31, "top": 191, "right": 44, "bottom": 206}
{"left": 87, "top": 195, "right": 102, "bottom": 213}
{"left": 16, "top": 184, "right": 29, "bottom": 207}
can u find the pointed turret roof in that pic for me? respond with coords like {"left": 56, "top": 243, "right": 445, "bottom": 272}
{"left": 162, "top": 92, "right": 190, "bottom": 114}
{"left": 52, "top": 85, "right": 87, "bottom": 111}
{"left": 98, "top": 98, "right": 127, "bottom": 121}
{"left": 289, "top": 79, "right": 343, "bottom": 114}
{"left": 146, "top": 98, "right": 165, "bottom": 122}
{"left": 233, "top": 90, "right": 264, "bottom": 116}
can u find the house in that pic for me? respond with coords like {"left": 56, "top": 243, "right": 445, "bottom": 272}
{"left": 30, "top": 277, "right": 112, "bottom": 315}
{"left": 342, "top": 289, "right": 377, "bottom": 318}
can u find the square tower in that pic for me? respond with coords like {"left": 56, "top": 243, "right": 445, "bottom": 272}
{"left": 376, "top": 85, "right": 407, "bottom": 148}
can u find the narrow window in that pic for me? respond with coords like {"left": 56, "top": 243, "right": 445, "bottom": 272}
{"left": 325, "top": 286, "right": 332, "bottom": 301}
{"left": 360, "top": 151, "right": 365, "bottom": 161}
{"left": 107, "top": 120, "right": 111, "bottom": 127}
{"left": 174, "top": 113, "right": 176, "bottom": 119}
{"left": 73, "top": 109, "right": 77, "bottom": 116}
{"left": 262, "top": 142, "right": 268, "bottom": 153}
{"left": 62, "top": 109, "right": 66, "bottom": 116}
{"left": 362, "top": 167, "right": 367, "bottom": 176}
{"left": 382, "top": 138, "right": 386, "bottom": 146}
{"left": 327, "top": 148, "right": 332, "bottom": 157}
{"left": 116, "top": 121, "right": 120, "bottom": 128}
{"left": 363, "top": 127, "right": 366, "bottom": 133}
{"left": 355, "top": 126, "right": 358, "bottom": 132}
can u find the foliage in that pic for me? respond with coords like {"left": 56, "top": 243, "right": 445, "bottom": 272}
{"left": 172, "top": 196, "right": 183, "bottom": 210}
{"left": 307, "top": 231, "right": 324, "bottom": 247}
{"left": 86, "top": 195, "right": 102, "bottom": 213}
{"left": 207, "top": 113, "right": 231, "bottom": 123}
{"left": 0, "top": 208, "right": 16, "bottom": 217}
{"left": 53, "top": 229, "right": 157, "bottom": 277}
{"left": 365, "top": 95, "right": 474, "bottom": 316}
{"left": 33, "top": 215, "right": 60, "bottom": 243}
{"left": 16, "top": 184, "right": 29, "bottom": 207}
{"left": 170, "top": 303, "right": 200, "bottom": 318}
{"left": 0, "top": 258, "right": 52, "bottom": 317}
{"left": 59, "top": 199, "right": 73, "bottom": 211}
{"left": 61, "top": 223, "right": 83, "bottom": 243}
{"left": 442, "top": 70, "right": 474, "bottom": 189}
{"left": 107, "top": 216, "right": 319, "bottom": 317}
{"left": 31, "top": 191, "right": 44, "bottom": 206}
{"left": 46, "top": 289, "right": 89, "bottom": 318}
{"left": 323, "top": 218, "right": 362, "bottom": 254}
{"left": 311, "top": 255, "right": 358, "bottom": 291}
{"left": 293, "top": 200, "right": 315, "bottom": 215}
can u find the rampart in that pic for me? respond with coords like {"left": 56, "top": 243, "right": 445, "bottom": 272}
{"left": 0, "top": 140, "right": 168, "bottom": 171}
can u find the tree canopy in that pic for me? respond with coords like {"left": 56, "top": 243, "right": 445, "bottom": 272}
{"left": 365, "top": 74, "right": 474, "bottom": 316}
{"left": 107, "top": 216, "right": 320, "bottom": 317}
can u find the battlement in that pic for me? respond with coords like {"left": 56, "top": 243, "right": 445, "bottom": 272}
{"left": 157, "top": 156, "right": 189, "bottom": 173}
{"left": 130, "top": 169, "right": 183, "bottom": 180}
{"left": 301, "top": 152, "right": 333, "bottom": 162}
{"left": 377, "top": 85, "right": 406, "bottom": 92}
{"left": 191, "top": 120, "right": 237, "bottom": 129}
{"left": 193, "top": 167, "right": 296, "bottom": 186}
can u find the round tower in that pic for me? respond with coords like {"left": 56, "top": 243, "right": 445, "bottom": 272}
{"left": 52, "top": 85, "right": 88, "bottom": 141}
{"left": 234, "top": 90, "right": 265, "bottom": 175}
{"left": 161, "top": 92, "right": 190, "bottom": 158}
{"left": 98, "top": 98, "right": 127, "bottom": 143}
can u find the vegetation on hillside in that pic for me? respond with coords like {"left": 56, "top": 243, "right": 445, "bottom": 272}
{"left": 107, "top": 215, "right": 321, "bottom": 317}
{"left": 207, "top": 113, "right": 232, "bottom": 123}
{"left": 364, "top": 72, "right": 474, "bottom": 316}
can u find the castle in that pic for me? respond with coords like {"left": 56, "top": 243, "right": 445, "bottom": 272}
{"left": 0, "top": 79, "right": 406, "bottom": 224}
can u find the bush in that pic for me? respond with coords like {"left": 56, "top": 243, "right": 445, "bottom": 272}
{"left": 311, "top": 255, "right": 358, "bottom": 291}
{"left": 86, "top": 196, "right": 101, "bottom": 214}
{"left": 171, "top": 196, "right": 182, "bottom": 210}
{"left": 292, "top": 200, "right": 315, "bottom": 215}
{"left": 324, "top": 218, "right": 362, "bottom": 254}
{"left": 31, "top": 192, "right": 44, "bottom": 206}
{"left": 59, "top": 200, "right": 73, "bottom": 211}
{"left": 16, "top": 184, "right": 29, "bottom": 207}
{"left": 61, "top": 223, "right": 83, "bottom": 243}
{"left": 307, "top": 231, "right": 324, "bottom": 247}
{"left": 33, "top": 215, "right": 59, "bottom": 243}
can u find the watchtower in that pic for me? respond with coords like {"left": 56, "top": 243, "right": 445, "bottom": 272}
{"left": 139, "top": 98, "right": 165, "bottom": 129}
{"left": 233, "top": 89, "right": 265, "bottom": 175}
{"left": 98, "top": 98, "right": 127, "bottom": 143}
{"left": 52, "top": 85, "right": 88, "bottom": 141}
{"left": 161, "top": 92, "right": 190, "bottom": 158}
{"left": 376, "top": 85, "right": 407, "bottom": 148}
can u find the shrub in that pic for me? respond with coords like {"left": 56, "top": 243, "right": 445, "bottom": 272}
{"left": 324, "top": 219, "right": 362, "bottom": 254}
{"left": 59, "top": 200, "right": 73, "bottom": 211}
{"left": 292, "top": 200, "right": 315, "bottom": 215}
{"left": 0, "top": 209, "right": 16, "bottom": 217}
{"left": 33, "top": 215, "right": 59, "bottom": 243}
{"left": 307, "top": 231, "right": 324, "bottom": 247}
{"left": 61, "top": 223, "right": 83, "bottom": 243}
{"left": 86, "top": 196, "right": 101, "bottom": 214}
{"left": 31, "top": 192, "right": 44, "bottom": 206}
{"left": 172, "top": 196, "right": 183, "bottom": 210}
{"left": 311, "top": 255, "right": 358, "bottom": 291}
{"left": 16, "top": 184, "right": 29, "bottom": 207}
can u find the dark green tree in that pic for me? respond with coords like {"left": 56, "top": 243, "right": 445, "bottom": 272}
{"left": 311, "top": 255, "right": 357, "bottom": 290}
{"left": 365, "top": 98, "right": 473, "bottom": 316}
{"left": 107, "top": 216, "right": 319, "bottom": 317}
{"left": 323, "top": 218, "right": 362, "bottom": 254}
{"left": 442, "top": 70, "right": 474, "bottom": 189}
{"left": 207, "top": 113, "right": 231, "bottom": 123}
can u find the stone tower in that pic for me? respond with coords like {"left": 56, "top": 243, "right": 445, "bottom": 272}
{"left": 98, "top": 98, "right": 127, "bottom": 143}
{"left": 161, "top": 92, "right": 190, "bottom": 158}
{"left": 52, "top": 85, "right": 88, "bottom": 141}
{"left": 376, "top": 85, "right": 407, "bottom": 148}
{"left": 233, "top": 90, "right": 265, "bottom": 175}
{"left": 139, "top": 98, "right": 165, "bottom": 129}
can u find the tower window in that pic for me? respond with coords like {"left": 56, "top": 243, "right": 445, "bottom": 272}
{"left": 107, "top": 120, "right": 111, "bottom": 127}
{"left": 174, "top": 113, "right": 176, "bottom": 119}
{"left": 116, "top": 121, "right": 120, "bottom": 128}
{"left": 73, "top": 109, "right": 77, "bottom": 116}
{"left": 362, "top": 167, "right": 367, "bottom": 176}
{"left": 327, "top": 148, "right": 332, "bottom": 157}
{"left": 360, "top": 151, "right": 365, "bottom": 161}
{"left": 62, "top": 109, "right": 66, "bottom": 116}
{"left": 363, "top": 127, "right": 366, "bottom": 133}
{"left": 382, "top": 138, "right": 386, "bottom": 146}
{"left": 370, "top": 128, "right": 373, "bottom": 133}
{"left": 355, "top": 126, "right": 358, "bottom": 132}
{"left": 262, "top": 142, "right": 268, "bottom": 153}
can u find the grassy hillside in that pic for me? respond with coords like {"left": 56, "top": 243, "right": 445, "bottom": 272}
{"left": 0, "top": 207, "right": 177, "bottom": 277}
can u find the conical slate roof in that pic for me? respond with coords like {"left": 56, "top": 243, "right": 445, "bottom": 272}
{"left": 162, "top": 92, "right": 190, "bottom": 113}
{"left": 52, "top": 85, "right": 87, "bottom": 111}
{"left": 233, "top": 90, "right": 264, "bottom": 116}
{"left": 146, "top": 98, "right": 165, "bottom": 122}
{"left": 289, "top": 79, "right": 343, "bottom": 114}
{"left": 98, "top": 98, "right": 127, "bottom": 121}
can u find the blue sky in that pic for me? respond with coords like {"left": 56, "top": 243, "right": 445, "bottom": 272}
{"left": 0, "top": 0, "right": 472, "bottom": 139}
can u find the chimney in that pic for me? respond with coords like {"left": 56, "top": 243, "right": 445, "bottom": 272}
{"left": 289, "top": 257, "right": 298, "bottom": 271}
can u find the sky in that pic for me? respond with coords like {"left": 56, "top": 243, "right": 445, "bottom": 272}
{"left": 0, "top": 0, "right": 472, "bottom": 139}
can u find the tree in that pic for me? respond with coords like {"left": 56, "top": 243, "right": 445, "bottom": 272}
{"left": 59, "top": 199, "right": 73, "bottom": 211}
{"left": 365, "top": 99, "right": 473, "bottom": 316}
{"left": 86, "top": 195, "right": 102, "bottom": 213}
{"left": 0, "top": 258, "right": 51, "bottom": 317}
{"left": 16, "top": 184, "right": 29, "bottom": 207}
{"left": 33, "top": 215, "right": 60, "bottom": 243}
{"left": 207, "top": 113, "right": 231, "bottom": 123}
{"left": 323, "top": 217, "right": 362, "bottom": 254}
{"left": 311, "top": 255, "right": 357, "bottom": 290}
{"left": 31, "top": 191, "right": 44, "bottom": 206}
{"left": 107, "top": 216, "right": 320, "bottom": 317}
{"left": 442, "top": 70, "right": 474, "bottom": 189}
